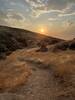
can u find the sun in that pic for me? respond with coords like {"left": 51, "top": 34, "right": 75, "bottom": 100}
{"left": 36, "top": 25, "right": 48, "bottom": 35}
{"left": 40, "top": 28, "right": 45, "bottom": 33}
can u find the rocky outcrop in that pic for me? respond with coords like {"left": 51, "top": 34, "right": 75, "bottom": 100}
{"left": 52, "top": 38, "right": 75, "bottom": 51}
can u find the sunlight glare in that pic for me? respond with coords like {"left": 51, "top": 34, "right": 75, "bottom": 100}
{"left": 40, "top": 28, "right": 45, "bottom": 33}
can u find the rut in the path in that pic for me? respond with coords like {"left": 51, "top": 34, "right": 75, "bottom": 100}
{"left": 9, "top": 58, "right": 62, "bottom": 100}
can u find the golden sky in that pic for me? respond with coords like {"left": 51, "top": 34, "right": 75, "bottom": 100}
{"left": 0, "top": 0, "right": 75, "bottom": 40}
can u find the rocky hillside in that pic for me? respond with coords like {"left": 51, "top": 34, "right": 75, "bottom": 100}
{"left": 52, "top": 38, "right": 75, "bottom": 51}
{"left": 0, "top": 25, "right": 63, "bottom": 59}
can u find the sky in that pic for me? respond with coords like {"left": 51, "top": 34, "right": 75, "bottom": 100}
{"left": 0, "top": 0, "right": 75, "bottom": 40}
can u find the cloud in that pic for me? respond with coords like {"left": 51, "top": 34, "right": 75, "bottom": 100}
{"left": 58, "top": 3, "right": 75, "bottom": 17}
{"left": 25, "top": 0, "right": 75, "bottom": 18}
{"left": 48, "top": 18, "right": 58, "bottom": 21}
{"left": 47, "top": 3, "right": 75, "bottom": 22}
{"left": 1, "top": 0, "right": 75, "bottom": 18}
{"left": 6, "top": 12, "right": 26, "bottom": 21}
{"left": 58, "top": 12, "right": 75, "bottom": 17}
{"left": 0, "top": 9, "right": 31, "bottom": 29}
{"left": 4, "top": 12, "right": 29, "bottom": 28}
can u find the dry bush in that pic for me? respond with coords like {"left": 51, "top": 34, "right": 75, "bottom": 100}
{"left": 52, "top": 53, "right": 75, "bottom": 84}
{"left": 0, "top": 62, "right": 31, "bottom": 90}
{"left": 52, "top": 39, "right": 75, "bottom": 52}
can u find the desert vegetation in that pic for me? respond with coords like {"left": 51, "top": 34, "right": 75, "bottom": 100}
{"left": 0, "top": 25, "right": 63, "bottom": 59}
{"left": 52, "top": 38, "right": 75, "bottom": 51}
{"left": 0, "top": 26, "right": 75, "bottom": 100}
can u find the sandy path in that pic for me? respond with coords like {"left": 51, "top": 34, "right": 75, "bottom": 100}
{"left": 10, "top": 56, "right": 62, "bottom": 100}
{"left": 1, "top": 49, "right": 75, "bottom": 100}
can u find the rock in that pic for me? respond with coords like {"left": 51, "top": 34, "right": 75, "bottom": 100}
{"left": 36, "top": 42, "right": 48, "bottom": 52}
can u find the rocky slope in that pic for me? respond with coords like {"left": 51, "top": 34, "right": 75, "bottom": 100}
{"left": 0, "top": 25, "right": 63, "bottom": 59}
{"left": 52, "top": 38, "right": 75, "bottom": 51}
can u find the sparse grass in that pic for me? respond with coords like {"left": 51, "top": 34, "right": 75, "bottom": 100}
{"left": 0, "top": 25, "right": 63, "bottom": 60}
{"left": 18, "top": 49, "right": 75, "bottom": 84}
{"left": 0, "top": 59, "right": 31, "bottom": 90}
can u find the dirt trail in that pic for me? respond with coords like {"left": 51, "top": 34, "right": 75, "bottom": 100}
{"left": 1, "top": 49, "right": 75, "bottom": 100}
{"left": 9, "top": 56, "right": 62, "bottom": 100}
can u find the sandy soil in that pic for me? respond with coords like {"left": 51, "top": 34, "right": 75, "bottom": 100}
{"left": 0, "top": 48, "right": 75, "bottom": 100}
